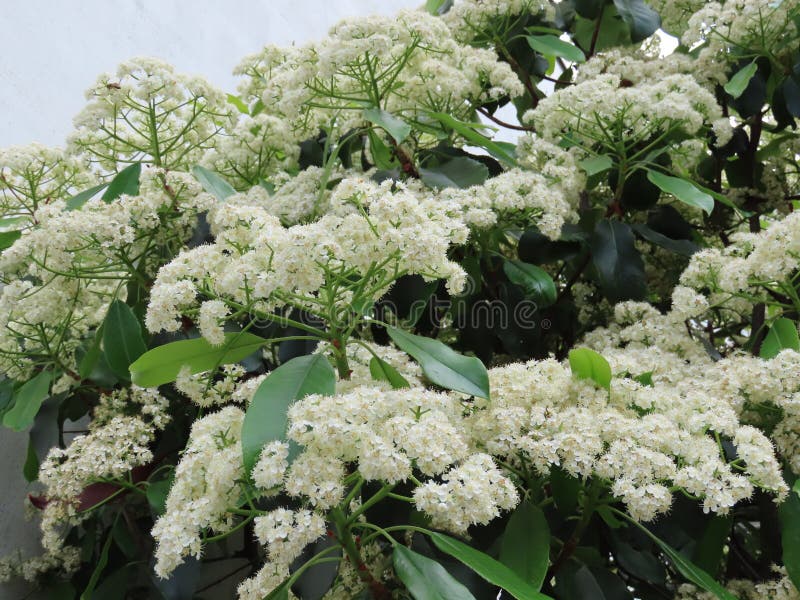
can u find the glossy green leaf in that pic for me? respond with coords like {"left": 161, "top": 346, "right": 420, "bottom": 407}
{"left": 102, "top": 301, "right": 146, "bottom": 381}
{"left": 102, "top": 162, "right": 141, "bottom": 202}
{"left": 550, "top": 466, "right": 581, "bottom": 515}
{"left": 591, "top": 219, "right": 647, "bottom": 302}
{"left": 387, "top": 327, "right": 490, "bottom": 399}
{"left": 692, "top": 516, "right": 732, "bottom": 576}
{"left": 646, "top": 171, "right": 714, "bottom": 214}
{"left": 419, "top": 157, "right": 489, "bottom": 189}
{"left": 612, "top": 0, "right": 661, "bottom": 42}
{"left": 3, "top": 371, "right": 52, "bottom": 431}
{"left": 427, "top": 112, "right": 516, "bottom": 166}
{"left": 611, "top": 535, "right": 665, "bottom": 584}
{"left": 780, "top": 477, "right": 800, "bottom": 590}
{"left": 724, "top": 62, "right": 759, "bottom": 99}
{"left": 78, "top": 324, "right": 105, "bottom": 380}
{"left": 364, "top": 107, "right": 412, "bottom": 144}
{"left": 574, "top": 8, "right": 631, "bottom": 51}
{"left": 429, "top": 532, "right": 554, "bottom": 600}
{"left": 367, "top": 129, "right": 399, "bottom": 170}
{"left": 191, "top": 165, "right": 235, "bottom": 201}
{"left": 129, "top": 332, "right": 268, "bottom": 387}
{"left": 392, "top": 545, "right": 476, "bottom": 600}
{"left": 631, "top": 223, "right": 698, "bottom": 257}
{"left": 263, "top": 580, "right": 290, "bottom": 600}
{"left": 146, "top": 475, "right": 173, "bottom": 517}
{"left": 500, "top": 501, "right": 550, "bottom": 590}
{"left": 616, "top": 509, "right": 739, "bottom": 600}
{"left": 80, "top": 527, "right": 113, "bottom": 599}
{"left": 578, "top": 155, "right": 613, "bottom": 176}
{"left": 66, "top": 183, "right": 109, "bottom": 210}
{"left": 0, "top": 230, "right": 21, "bottom": 251}
{"left": 568, "top": 347, "right": 612, "bottom": 391}
{"left": 23, "top": 432, "right": 40, "bottom": 482}
{"left": 759, "top": 318, "right": 800, "bottom": 359}
{"left": 425, "top": 0, "right": 449, "bottom": 15}
{"left": 503, "top": 260, "right": 557, "bottom": 307}
{"left": 242, "top": 354, "right": 336, "bottom": 475}
{"left": 227, "top": 93, "right": 250, "bottom": 114}
{"left": 369, "top": 355, "right": 411, "bottom": 389}
{"left": 527, "top": 34, "right": 585, "bottom": 63}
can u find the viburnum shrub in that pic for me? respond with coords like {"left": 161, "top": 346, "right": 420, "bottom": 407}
{"left": 2, "top": 0, "right": 800, "bottom": 598}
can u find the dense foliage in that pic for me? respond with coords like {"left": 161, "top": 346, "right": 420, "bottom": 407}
{"left": 1, "top": 0, "right": 800, "bottom": 598}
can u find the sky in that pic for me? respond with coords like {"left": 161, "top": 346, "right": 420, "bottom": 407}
{"left": 0, "top": 1, "right": 421, "bottom": 147}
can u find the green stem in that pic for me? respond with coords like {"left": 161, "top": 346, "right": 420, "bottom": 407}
{"left": 330, "top": 507, "right": 391, "bottom": 599}
{"left": 346, "top": 483, "right": 395, "bottom": 526}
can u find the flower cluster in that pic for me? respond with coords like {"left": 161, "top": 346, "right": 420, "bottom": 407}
{"left": 234, "top": 10, "right": 523, "bottom": 139}
{"left": 69, "top": 57, "right": 232, "bottom": 172}
{"left": 151, "top": 405, "right": 245, "bottom": 578}
{"left": 527, "top": 72, "right": 727, "bottom": 153}
{"left": 145, "top": 176, "right": 469, "bottom": 342}
{"left": 0, "top": 167, "right": 214, "bottom": 380}
{"left": 0, "top": 144, "right": 94, "bottom": 223}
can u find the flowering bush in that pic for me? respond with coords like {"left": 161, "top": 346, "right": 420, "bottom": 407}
{"left": 2, "top": 0, "right": 800, "bottom": 598}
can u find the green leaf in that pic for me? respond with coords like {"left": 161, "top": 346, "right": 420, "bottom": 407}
{"left": 429, "top": 532, "right": 554, "bottom": 600}
{"left": 612, "top": 0, "right": 661, "bottom": 42}
{"left": 578, "top": 155, "right": 613, "bottom": 176}
{"left": 631, "top": 223, "right": 698, "bottom": 257}
{"left": 81, "top": 527, "right": 114, "bottom": 600}
{"left": 568, "top": 347, "right": 612, "bottom": 391}
{"left": 550, "top": 466, "right": 581, "bottom": 514}
{"left": 724, "top": 62, "right": 759, "bottom": 99}
{"left": 242, "top": 354, "right": 336, "bottom": 475}
{"left": 0, "top": 230, "right": 21, "bottom": 251}
{"left": 646, "top": 171, "right": 714, "bottom": 214}
{"left": 427, "top": 112, "right": 517, "bottom": 166}
{"left": 386, "top": 327, "right": 490, "bottom": 399}
{"left": 102, "top": 163, "right": 141, "bottom": 202}
{"left": 3, "top": 371, "right": 52, "bottom": 431}
{"left": 503, "top": 260, "right": 557, "bottom": 307}
{"left": 574, "top": 8, "right": 631, "bottom": 51}
{"left": 367, "top": 129, "right": 399, "bottom": 170}
{"left": 574, "top": 0, "right": 605, "bottom": 18}
{"left": 146, "top": 475, "right": 173, "bottom": 517}
{"left": 227, "top": 93, "right": 250, "bottom": 114}
{"left": 616, "top": 510, "right": 740, "bottom": 600}
{"left": 610, "top": 534, "right": 665, "bottom": 584}
{"left": 759, "top": 318, "right": 800, "bottom": 359}
{"left": 23, "top": 432, "right": 40, "bottom": 482}
{"left": 500, "top": 501, "right": 550, "bottom": 590}
{"left": 425, "top": 0, "right": 449, "bottom": 15}
{"left": 527, "top": 34, "right": 585, "bottom": 63}
{"left": 692, "top": 516, "right": 732, "bottom": 576}
{"left": 364, "top": 108, "right": 412, "bottom": 144}
{"left": 102, "top": 301, "right": 146, "bottom": 381}
{"left": 780, "top": 476, "right": 800, "bottom": 590}
{"left": 590, "top": 219, "right": 646, "bottom": 302}
{"left": 191, "top": 165, "right": 236, "bottom": 201}
{"left": 79, "top": 324, "right": 105, "bottom": 380}
{"left": 129, "top": 332, "right": 268, "bottom": 387}
{"left": 369, "top": 356, "right": 411, "bottom": 389}
{"left": 419, "top": 157, "right": 489, "bottom": 189}
{"left": 597, "top": 505, "right": 625, "bottom": 528}
{"left": 392, "top": 545, "right": 476, "bottom": 600}
{"left": 66, "top": 183, "right": 109, "bottom": 210}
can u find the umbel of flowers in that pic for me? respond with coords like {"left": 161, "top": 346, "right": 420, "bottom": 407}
{"left": 0, "top": 1, "right": 799, "bottom": 599}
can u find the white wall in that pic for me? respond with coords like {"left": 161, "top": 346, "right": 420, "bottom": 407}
{"left": 0, "top": 0, "right": 420, "bottom": 147}
{"left": 0, "top": 2, "right": 419, "bottom": 598}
